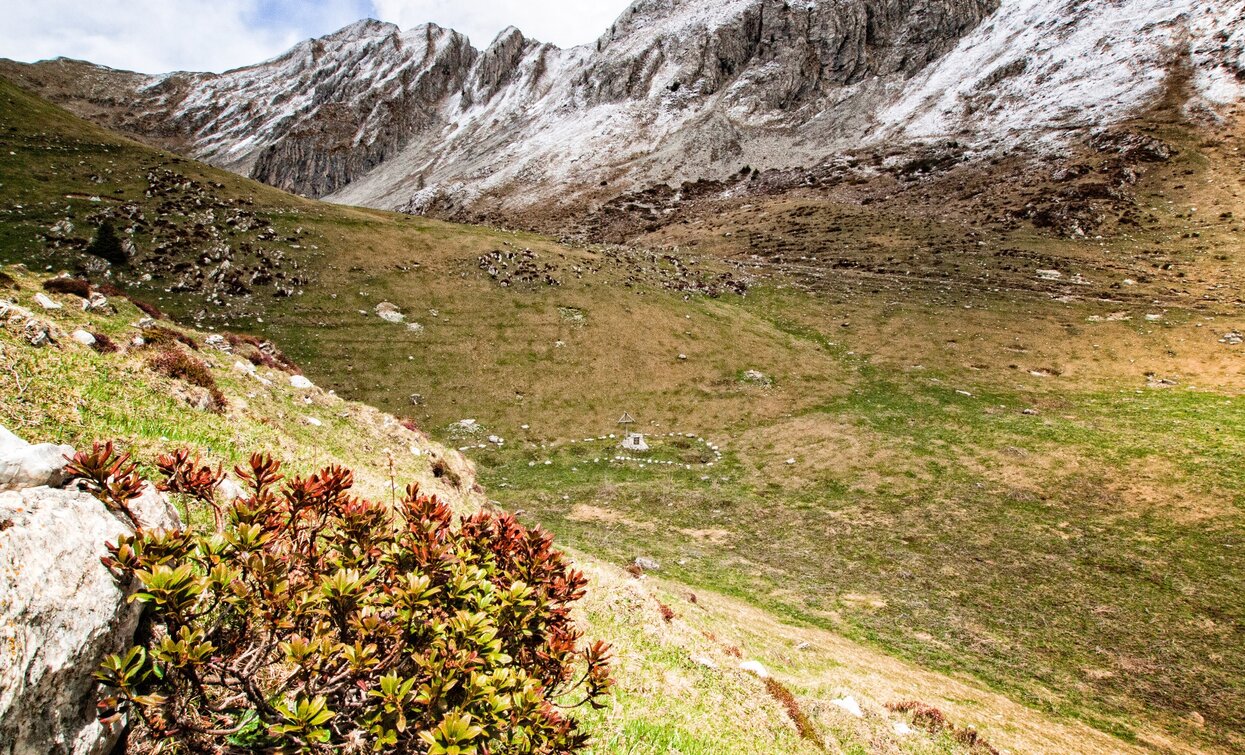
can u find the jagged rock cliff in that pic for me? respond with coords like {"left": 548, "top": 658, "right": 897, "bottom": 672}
{"left": 2, "top": 0, "right": 1241, "bottom": 220}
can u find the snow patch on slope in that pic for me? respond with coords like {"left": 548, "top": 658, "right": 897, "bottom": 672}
{"left": 880, "top": 0, "right": 1245, "bottom": 144}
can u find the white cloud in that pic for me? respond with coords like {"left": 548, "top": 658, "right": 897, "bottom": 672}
{"left": 0, "top": 0, "right": 367, "bottom": 74}
{"left": 370, "top": 0, "right": 630, "bottom": 48}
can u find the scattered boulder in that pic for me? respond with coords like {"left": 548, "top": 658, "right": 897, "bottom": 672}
{"left": 0, "top": 426, "right": 74, "bottom": 492}
{"left": 741, "top": 369, "right": 772, "bottom": 386}
{"left": 33, "top": 293, "right": 62, "bottom": 310}
{"left": 0, "top": 464, "right": 181, "bottom": 754}
{"left": 83, "top": 293, "right": 112, "bottom": 314}
{"left": 632, "top": 555, "right": 661, "bottom": 572}
{"left": 375, "top": 302, "right": 405, "bottom": 323}
{"left": 70, "top": 330, "right": 96, "bottom": 347}
{"left": 204, "top": 334, "right": 231, "bottom": 352}
{"left": 218, "top": 476, "right": 247, "bottom": 504}
{"left": 289, "top": 374, "right": 314, "bottom": 389}
{"left": 831, "top": 696, "right": 864, "bottom": 718}
{"left": 47, "top": 219, "right": 74, "bottom": 239}
{"left": 739, "top": 660, "right": 769, "bottom": 678}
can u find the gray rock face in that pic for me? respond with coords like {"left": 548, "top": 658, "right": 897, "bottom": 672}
{"left": 0, "top": 483, "right": 181, "bottom": 755}
{"left": 0, "top": 425, "right": 74, "bottom": 492}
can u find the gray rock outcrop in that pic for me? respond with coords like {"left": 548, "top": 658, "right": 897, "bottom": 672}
{"left": 0, "top": 425, "right": 74, "bottom": 491}
{"left": 0, "top": 429, "right": 181, "bottom": 755}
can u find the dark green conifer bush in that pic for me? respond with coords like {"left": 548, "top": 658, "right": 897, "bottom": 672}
{"left": 69, "top": 443, "right": 613, "bottom": 753}
{"left": 86, "top": 220, "right": 128, "bottom": 266}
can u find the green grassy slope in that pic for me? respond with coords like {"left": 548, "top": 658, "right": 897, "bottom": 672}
{"left": 3, "top": 76, "right": 1244, "bottom": 751}
{"left": 1, "top": 263, "right": 1066, "bottom": 755}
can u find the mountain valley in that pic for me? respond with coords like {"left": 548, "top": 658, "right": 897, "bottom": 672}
{"left": 2, "top": 0, "right": 1245, "bottom": 752}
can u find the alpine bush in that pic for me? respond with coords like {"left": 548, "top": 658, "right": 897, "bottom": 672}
{"left": 147, "top": 347, "right": 226, "bottom": 410}
{"left": 73, "top": 444, "right": 613, "bottom": 752}
{"left": 86, "top": 220, "right": 128, "bottom": 266}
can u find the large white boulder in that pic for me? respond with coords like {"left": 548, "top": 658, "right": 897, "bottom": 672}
{"left": 0, "top": 483, "right": 181, "bottom": 754}
{"left": 0, "top": 425, "right": 75, "bottom": 492}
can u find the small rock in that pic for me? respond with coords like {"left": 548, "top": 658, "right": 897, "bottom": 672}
{"left": 204, "top": 334, "right": 231, "bottom": 352}
{"left": 739, "top": 660, "right": 769, "bottom": 678}
{"left": 70, "top": 329, "right": 96, "bottom": 347}
{"left": 831, "top": 696, "right": 863, "bottom": 718}
{"left": 375, "top": 302, "right": 404, "bottom": 323}
{"left": 632, "top": 556, "right": 661, "bottom": 572}
{"left": 409, "top": 393, "right": 424, "bottom": 406}
{"left": 1022, "top": 408, "right": 1039, "bottom": 416}
{"left": 677, "top": 353, "right": 688, "bottom": 361}
{"left": 217, "top": 477, "right": 246, "bottom": 503}
{"left": 304, "top": 416, "right": 323, "bottom": 427}
{"left": 892, "top": 721, "right": 915, "bottom": 736}
{"left": 82, "top": 293, "right": 111, "bottom": 314}
{"left": 693, "top": 656, "right": 718, "bottom": 670}
{"left": 1220, "top": 331, "right": 1242, "bottom": 345}
{"left": 33, "top": 293, "right": 61, "bottom": 310}
{"left": 741, "top": 369, "right": 772, "bottom": 386}
{"left": 0, "top": 426, "right": 75, "bottom": 491}
{"left": 289, "top": 375, "right": 314, "bottom": 389}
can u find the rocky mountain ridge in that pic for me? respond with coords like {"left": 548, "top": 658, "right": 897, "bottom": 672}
{"left": 1, "top": 0, "right": 1242, "bottom": 223}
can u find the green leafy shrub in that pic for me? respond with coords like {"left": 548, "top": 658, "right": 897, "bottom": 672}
{"left": 147, "top": 347, "right": 226, "bottom": 410}
{"left": 78, "top": 444, "right": 613, "bottom": 752}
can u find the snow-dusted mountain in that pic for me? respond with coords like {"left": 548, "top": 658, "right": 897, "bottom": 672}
{"left": 3, "top": 0, "right": 1242, "bottom": 220}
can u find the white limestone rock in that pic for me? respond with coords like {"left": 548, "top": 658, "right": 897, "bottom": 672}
{"left": 0, "top": 425, "right": 75, "bottom": 492}
{"left": 0, "top": 483, "right": 181, "bottom": 754}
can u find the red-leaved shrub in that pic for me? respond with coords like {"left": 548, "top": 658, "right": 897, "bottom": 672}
{"left": 74, "top": 444, "right": 612, "bottom": 752}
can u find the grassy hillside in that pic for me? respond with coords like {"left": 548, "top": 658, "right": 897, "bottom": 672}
{"left": 2, "top": 76, "right": 1244, "bottom": 751}
{"left": 0, "top": 263, "right": 1121, "bottom": 755}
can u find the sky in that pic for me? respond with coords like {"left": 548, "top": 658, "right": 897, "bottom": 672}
{"left": 1, "top": 0, "right": 631, "bottom": 74}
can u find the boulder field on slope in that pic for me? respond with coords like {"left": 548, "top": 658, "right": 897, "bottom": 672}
{"left": 0, "top": 428, "right": 181, "bottom": 755}
{"left": 4, "top": 0, "right": 1240, "bottom": 220}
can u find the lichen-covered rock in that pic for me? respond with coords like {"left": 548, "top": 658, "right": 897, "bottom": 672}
{"left": 0, "top": 484, "right": 181, "bottom": 754}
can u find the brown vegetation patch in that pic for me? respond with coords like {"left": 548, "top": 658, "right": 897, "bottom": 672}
{"left": 147, "top": 347, "right": 225, "bottom": 410}
{"left": 89, "top": 331, "right": 118, "bottom": 354}
{"left": 887, "top": 701, "right": 999, "bottom": 754}
{"left": 764, "top": 677, "right": 824, "bottom": 751}
{"left": 42, "top": 277, "right": 91, "bottom": 298}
